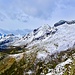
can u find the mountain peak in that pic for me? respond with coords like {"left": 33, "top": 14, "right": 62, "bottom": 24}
{"left": 41, "top": 24, "right": 51, "bottom": 29}
{"left": 54, "top": 20, "right": 75, "bottom": 27}
{"left": 54, "top": 20, "right": 66, "bottom": 27}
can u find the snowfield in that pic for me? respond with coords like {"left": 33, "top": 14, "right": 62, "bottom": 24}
{"left": 9, "top": 53, "right": 24, "bottom": 61}
{"left": 42, "top": 24, "right": 75, "bottom": 54}
{"left": 1, "top": 20, "right": 75, "bottom": 59}
{"left": 26, "top": 23, "right": 75, "bottom": 59}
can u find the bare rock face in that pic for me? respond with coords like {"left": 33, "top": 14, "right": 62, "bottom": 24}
{"left": 66, "top": 20, "right": 75, "bottom": 24}
{"left": 54, "top": 20, "right": 66, "bottom": 27}
{"left": 54, "top": 20, "right": 75, "bottom": 27}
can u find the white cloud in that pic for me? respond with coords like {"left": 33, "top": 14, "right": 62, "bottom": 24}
{"left": 0, "top": 0, "right": 75, "bottom": 30}
{"left": 50, "top": 0, "right": 75, "bottom": 23}
{"left": 1, "top": 0, "right": 57, "bottom": 19}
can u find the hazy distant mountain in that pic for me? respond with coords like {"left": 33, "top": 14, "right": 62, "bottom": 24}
{"left": 0, "top": 28, "right": 32, "bottom": 35}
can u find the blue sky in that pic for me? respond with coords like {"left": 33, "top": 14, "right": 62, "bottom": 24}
{"left": 0, "top": 0, "right": 75, "bottom": 30}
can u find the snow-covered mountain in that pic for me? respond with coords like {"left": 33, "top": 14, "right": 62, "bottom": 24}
{"left": 0, "top": 34, "right": 20, "bottom": 50}
{"left": 0, "top": 28, "right": 31, "bottom": 49}
{"left": 1, "top": 20, "right": 75, "bottom": 51}
{"left": 0, "top": 33, "right": 6, "bottom": 39}
{"left": 8, "top": 20, "right": 74, "bottom": 57}
{"left": 0, "top": 20, "right": 75, "bottom": 75}
{"left": 12, "top": 24, "right": 57, "bottom": 46}
{"left": 0, "top": 20, "right": 75, "bottom": 53}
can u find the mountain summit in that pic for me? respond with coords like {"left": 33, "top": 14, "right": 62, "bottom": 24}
{"left": 12, "top": 24, "right": 57, "bottom": 46}
{"left": 54, "top": 20, "right": 75, "bottom": 27}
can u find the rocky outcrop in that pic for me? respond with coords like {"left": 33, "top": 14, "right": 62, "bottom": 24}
{"left": 54, "top": 20, "right": 75, "bottom": 27}
{"left": 54, "top": 20, "right": 66, "bottom": 27}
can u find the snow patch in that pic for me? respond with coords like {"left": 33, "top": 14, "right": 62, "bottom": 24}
{"left": 46, "top": 59, "right": 72, "bottom": 75}
{"left": 9, "top": 53, "right": 24, "bottom": 61}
